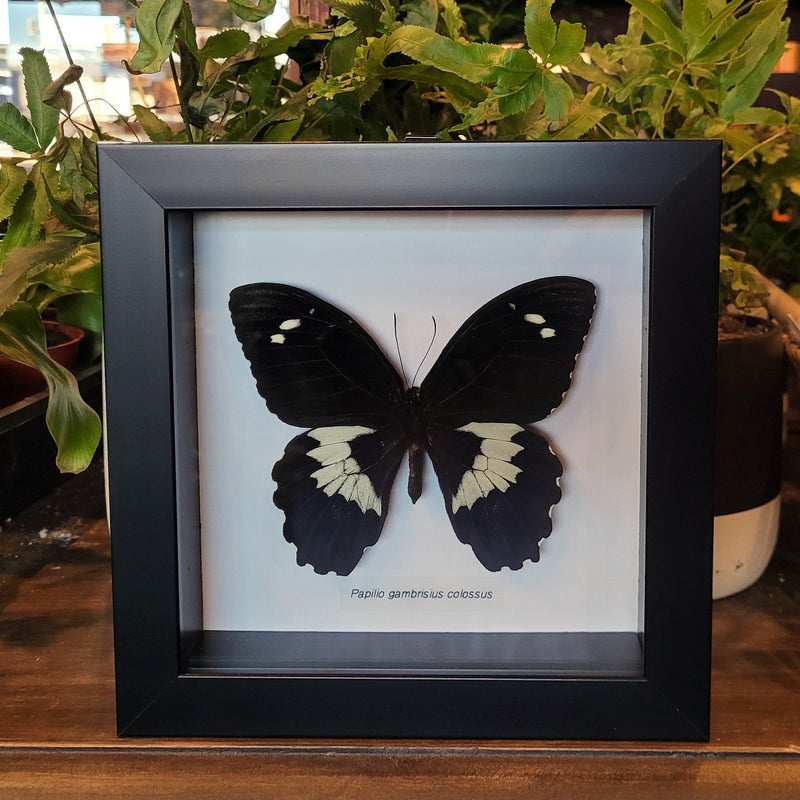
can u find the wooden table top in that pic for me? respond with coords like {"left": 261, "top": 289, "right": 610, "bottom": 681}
{"left": 1, "top": 459, "right": 799, "bottom": 798}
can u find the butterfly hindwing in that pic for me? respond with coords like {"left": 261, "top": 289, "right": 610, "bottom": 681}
{"left": 229, "top": 283, "right": 405, "bottom": 428}
{"left": 272, "top": 424, "right": 407, "bottom": 575}
{"left": 426, "top": 422, "right": 562, "bottom": 571}
{"left": 420, "top": 277, "right": 595, "bottom": 426}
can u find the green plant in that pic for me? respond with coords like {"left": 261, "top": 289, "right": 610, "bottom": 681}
{"left": 0, "top": 46, "right": 102, "bottom": 472}
{"left": 130, "top": 0, "right": 800, "bottom": 287}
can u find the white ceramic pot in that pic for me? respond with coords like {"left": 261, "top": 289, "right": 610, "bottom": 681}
{"left": 712, "top": 494, "right": 780, "bottom": 600}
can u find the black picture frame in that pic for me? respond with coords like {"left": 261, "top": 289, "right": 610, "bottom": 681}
{"left": 99, "top": 141, "right": 719, "bottom": 740}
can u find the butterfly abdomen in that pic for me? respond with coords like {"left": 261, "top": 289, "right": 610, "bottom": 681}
{"left": 403, "top": 386, "right": 427, "bottom": 504}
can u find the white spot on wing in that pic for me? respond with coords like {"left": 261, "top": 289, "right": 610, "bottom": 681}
{"left": 524, "top": 313, "right": 545, "bottom": 324}
{"left": 307, "top": 426, "right": 381, "bottom": 514}
{"left": 279, "top": 318, "right": 302, "bottom": 330}
{"left": 540, "top": 327, "right": 556, "bottom": 338}
{"left": 306, "top": 441, "right": 352, "bottom": 466}
{"left": 309, "top": 426, "right": 374, "bottom": 446}
{"left": 451, "top": 423, "right": 525, "bottom": 513}
{"left": 270, "top": 333, "right": 286, "bottom": 344}
{"left": 459, "top": 422, "right": 524, "bottom": 441}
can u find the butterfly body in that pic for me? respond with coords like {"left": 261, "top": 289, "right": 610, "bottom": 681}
{"left": 229, "top": 278, "right": 595, "bottom": 576}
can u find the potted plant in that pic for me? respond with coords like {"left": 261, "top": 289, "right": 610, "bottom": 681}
{"left": 0, "top": 43, "right": 103, "bottom": 515}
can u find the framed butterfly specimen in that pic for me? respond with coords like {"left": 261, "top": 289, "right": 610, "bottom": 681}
{"left": 100, "top": 140, "right": 719, "bottom": 740}
{"left": 228, "top": 278, "right": 596, "bottom": 577}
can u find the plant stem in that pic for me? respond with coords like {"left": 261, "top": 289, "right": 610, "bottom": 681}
{"left": 659, "top": 63, "right": 687, "bottom": 138}
{"left": 43, "top": 0, "right": 102, "bottom": 139}
{"left": 169, "top": 54, "right": 194, "bottom": 143}
{"left": 723, "top": 129, "right": 787, "bottom": 178}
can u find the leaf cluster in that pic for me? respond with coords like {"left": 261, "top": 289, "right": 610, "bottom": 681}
{"left": 0, "top": 48, "right": 102, "bottom": 472}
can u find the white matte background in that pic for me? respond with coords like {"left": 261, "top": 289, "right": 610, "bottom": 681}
{"left": 192, "top": 209, "right": 646, "bottom": 633}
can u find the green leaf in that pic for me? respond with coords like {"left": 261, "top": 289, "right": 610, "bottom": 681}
{"left": 29, "top": 159, "right": 59, "bottom": 232}
{"left": 719, "top": 18, "right": 789, "bottom": 117}
{"left": 259, "top": 21, "right": 331, "bottom": 58}
{"left": 626, "top": 0, "right": 686, "bottom": 56}
{"left": 226, "top": 0, "right": 276, "bottom": 23}
{"left": 494, "top": 96, "right": 549, "bottom": 140}
{"left": 0, "top": 238, "right": 81, "bottom": 316}
{"left": 20, "top": 48, "right": 59, "bottom": 150}
{"left": 525, "top": 0, "right": 557, "bottom": 61}
{"left": 0, "top": 163, "right": 28, "bottom": 223}
{"left": 0, "top": 181, "right": 38, "bottom": 256}
{"left": 261, "top": 118, "right": 304, "bottom": 141}
{"left": 242, "top": 59, "right": 278, "bottom": 107}
{"left": 41, "top": 179, "right": 100, "bottom": 237}
{"left": 689, "top": 0, "right": 752, "bottom": 62}
{"left": 440, "top": 0, "right": 467, "bottom": 41}
{"left": 127, "top": 0, "right": 184, "bottom": 74}
{"left": 681, "top": 0, "right": 708, "bottom": 39}
{"left": 0, "top": 302, "right": 101, "bottom": 472}
{"left": 404, "top": 0, "right": 438, "bottom": 29}
{"left": 549, "top": 20, "right": 586, "bottom": 66}
{"left": 133, "top": 104, "right": 178, "bottom": 142}
{"left": 541, "top": 70, "right": 572, "bottom": 120}
{"left": 732, "top": 107, "right": 786, "bottom": 126}
{"left": 79, "top": 135, "right": 98, "bottom": 190}
{"left": 488, "top": 47, "right": 539, "bottom": 88}
{"left": 31, "top": 242, "right": 101, "bottom": 296}
{"left": 328, "top": 0, "right": 383, "bottom": 34}
{"left": 462, "top": 72, "right": 543, "bottom": 127}
{"left": 546, "top": 88, "right": 610, "bottom": 139}
{"left": 328, "top": 29, "right": 364, "bottom": 76}
{"left": 0, "top": 102, "right": 40, "bottom": 153}
{"left": 199, "top": 29, "right": 251, "bottom": 60}
{"left": 388, "top": 26, "right": 508, "bottom": 83}
{"left": 175, "top": 1, "right": 199, "bottom": 58}
{"left": 717, "top": 2, "right": 787, "bottom": 89}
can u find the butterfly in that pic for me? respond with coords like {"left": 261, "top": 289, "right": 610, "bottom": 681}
{"left": 229, "top": 277, "right": 596, "bottom": 576}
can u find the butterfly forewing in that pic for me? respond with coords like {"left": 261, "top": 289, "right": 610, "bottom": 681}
{"left": 419, "top": 277, "right": 596, "bottom": 426}
{"left": 273, "top": 424, "right": 407, "bottom": 575}
{"left": 229, "top": 283, "right": 405, "bottom": 428}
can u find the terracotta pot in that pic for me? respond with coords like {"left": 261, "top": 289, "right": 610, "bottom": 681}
{"left": 713, "top": 317, "right": 784, "bottom": 599}
{"left": 0, "top": 321, "right": 84, "bottom": 406}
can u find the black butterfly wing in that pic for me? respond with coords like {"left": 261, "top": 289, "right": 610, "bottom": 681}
{"left": 420, "top": 277, "right": 596, "bottom": 426}
{"left": 229, "top": 283, "right": 405, "bottom": 428}
{"left": 229, "top": 283, "right": 408, "bottom": 574}
{"left": 421, "top": 277, "right": 595, "bottom": 570}
{"left": 426, "top": 422, "right": 562, "bottom": 571}
{"left": 273, "top": 424, "right": 407, "bottom": 576}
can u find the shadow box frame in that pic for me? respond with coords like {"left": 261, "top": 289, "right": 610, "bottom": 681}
{"left": 99, "top": 140, "right": 720, "bottom": 740}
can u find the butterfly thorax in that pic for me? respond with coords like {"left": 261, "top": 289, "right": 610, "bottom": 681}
{"left": 403, "top": 386, "right": 427, "bottom": 504}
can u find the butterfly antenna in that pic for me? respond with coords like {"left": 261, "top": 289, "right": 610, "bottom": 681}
{"left": 411, "top": 316, "right": 437, "bottom": 387}
{"left": 394, "top": 313, "right": 411, "bottom": 388}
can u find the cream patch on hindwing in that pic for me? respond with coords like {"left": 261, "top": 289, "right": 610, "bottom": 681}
{"left": 270, "top": 333, "right": 286, "bottom": 344}
{"left": 451, "top": 423, "right": 525, "bottom": 513}
{"left": 307, "top": 426, "right": 381, "bottom": 514}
